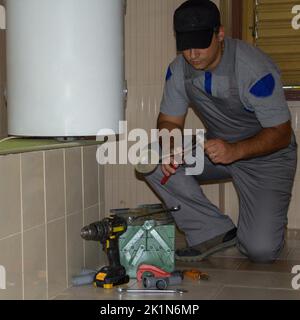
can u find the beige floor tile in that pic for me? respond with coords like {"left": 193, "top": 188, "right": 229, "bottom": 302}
{"left": 237, "top": 259, "right": 300, "bottom": 273}
{"left": 54, "top": 280, "right": 137, "bottom": 300}
{"left": 177, "top": 256, "right": 244, "bottom": 271}
{"left": 179, "top": 268, "right": 295, "bottom": 290}
{"left": 212, "top": 244, "right": 291, "bottom": 261}
{"left": 55, "top": 279, "right": 222, "bottom": 301}
{"left": 54, "top": 229, "right": 300, "bottom": 300}
{"left": 213, "top": 285, "right": 300, "bottom": 300}
{"left": 210, "top": 246, "right": 247, "bottom": 259}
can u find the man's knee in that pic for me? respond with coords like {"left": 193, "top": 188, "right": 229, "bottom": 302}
{"left": 238, "top": 239, "right": 283, "bottom": 263}
{"left": 142, "top": 166, "right": 162, "bottom": 184}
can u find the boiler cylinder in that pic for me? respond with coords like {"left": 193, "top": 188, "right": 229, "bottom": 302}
{"left": 6, "top": 0, "right": 125, "bottom": 137}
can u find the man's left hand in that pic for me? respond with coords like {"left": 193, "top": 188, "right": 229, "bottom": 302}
{"left": 204, "top": 139, "right": 240, "bottom": 165}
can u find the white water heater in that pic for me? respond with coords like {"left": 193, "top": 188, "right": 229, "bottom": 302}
{"left": 6, "top": 0, "right": 125, "bottom": 137}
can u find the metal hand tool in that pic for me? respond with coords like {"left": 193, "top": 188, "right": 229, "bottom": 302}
{"left": 117, "top": 288, "right": 188, "bottom": 294}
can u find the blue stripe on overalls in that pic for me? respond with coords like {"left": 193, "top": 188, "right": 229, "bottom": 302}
{"left": 205, "top": 71, "right": 212, "bottom": 95}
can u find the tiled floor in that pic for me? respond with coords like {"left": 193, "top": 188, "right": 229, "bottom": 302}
{"left": 54, "top": 229, "right": 300, "bottom": 300}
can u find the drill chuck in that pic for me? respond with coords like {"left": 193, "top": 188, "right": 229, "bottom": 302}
{"left": 80, "top": 221, "right": 106, "bottom": 242}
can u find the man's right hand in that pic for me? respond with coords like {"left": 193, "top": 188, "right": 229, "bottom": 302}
{"left": 161, "top": 160, "right": 178, "bottom": 177}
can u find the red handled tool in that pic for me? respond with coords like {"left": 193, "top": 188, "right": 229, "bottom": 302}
{"left": 136, "top": 264, "right": 171, "bottom": 281}
{"left": 160, "top": 163, "right": 178, "bottom": 185}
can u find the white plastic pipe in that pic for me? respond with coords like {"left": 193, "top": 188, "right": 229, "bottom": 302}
{"left": 6, "top": 0, "right": 125, "bottom": 137}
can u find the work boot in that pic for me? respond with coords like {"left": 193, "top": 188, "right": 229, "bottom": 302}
{"left": 175, "top": 227, "right": 237, "bottom": 262}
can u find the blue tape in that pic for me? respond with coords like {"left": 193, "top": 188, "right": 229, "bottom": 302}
{"left": 166, "top": 66, "right": 172, "bottom": 81}
{"left": 205, "top": 72, "right": 212, "bottom": 95}
{"left": 250, "top": 73, "right": 275, "bottom": 98}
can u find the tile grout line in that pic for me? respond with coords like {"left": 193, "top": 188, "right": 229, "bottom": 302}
{"left": 0, "top": 231, "right": 23, "bottom": 242}
{"left": 81, "top": 147, "right": 86, "bottom": 268}
{"left": 209, "top": 284, "right": 225, "bottom": 300}
{"left": 43, "top": 151, "right": 49, "bottom": 300}
{"left": 20, "top": 154, "right": 25, "bottom": 300}
{"left": 43, "top": 215, "right": 70, "bottom": 225}
{"left": 63, "top": 149, "right": 69, "bottom": 288}
{"left": 98, "top": 158, "right": 100, "bottom": 221}
{"left": 217, "top": 284, "right": 300, "bottom": 292}
{"left": 97, "top": 155, "right": 100, "bottom": 267}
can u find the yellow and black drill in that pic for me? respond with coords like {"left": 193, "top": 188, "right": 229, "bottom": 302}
{"left": 81, "top": 215, "right": 130, "bottom": 289}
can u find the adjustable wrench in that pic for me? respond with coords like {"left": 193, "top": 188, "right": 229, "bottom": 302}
{"left": 117, "top": 288, "right": 188, "bottom": 294}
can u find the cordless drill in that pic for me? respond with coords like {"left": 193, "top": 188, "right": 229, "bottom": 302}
{"left": 81, "top": 215, "right": 130, "bottom": 289}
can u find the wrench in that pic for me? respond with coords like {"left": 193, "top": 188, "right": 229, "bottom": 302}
{"left": 127, "top": 205, "right": 181, "bottom": 224}
{"left": 117, "top": 288, "right": 188, "bottom": 294}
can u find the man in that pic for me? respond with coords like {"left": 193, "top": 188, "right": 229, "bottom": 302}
{"left": 144, "top": 0, "right": 297, "bottom": 263}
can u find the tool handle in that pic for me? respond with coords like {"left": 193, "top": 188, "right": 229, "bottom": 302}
{"left": 160, "top": 164, "right": 177, "bottom": 185}
{"left": 160, "top": 174, "right": 171, "bottom": 185}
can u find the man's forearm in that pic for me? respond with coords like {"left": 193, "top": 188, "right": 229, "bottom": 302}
{"left": 205, "top": 121, "right": 292, "bottom": 165}
{"left": 234, "top": 123, "right": 292, "bottom": 161}
{"left": 157, "top": 121, "right": 183, "bottom": 151}
{"left": 158, "top": 121, "right": 183, "bottom": 132}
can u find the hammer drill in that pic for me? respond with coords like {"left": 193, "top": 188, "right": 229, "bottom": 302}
{"left": 81, "top": 215, "right": 130, "bottom": 289}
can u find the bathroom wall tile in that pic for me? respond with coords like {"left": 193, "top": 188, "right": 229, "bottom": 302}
{"left": 99, "top": 201, "right": 106, "bottom": 220}
{"left": 0, "top": 154, "right": 21, "bottom": 239}
{"left": 66, "top": 212, "right": 84, "bottom": 287}
{"left": 23, "top": 225, "right": 47, "bottom": 300}
{"left": 65, "top": 148, "right": 83, "bottom": 215}
{"left": 21, "top": 152, "right": 45, "bottom": 230}
{"left": 98, "top": 164, "right": 105, "bottom": 205}
{"left": 202, "top": 184, "right": 220, "bottom": 209}
{"left": 83, "top": 205, "right": 102, "bottom": 270}
{"left": 47, "top": 218, "right": 67, "bottom": 299}
{"left": 83, "top": 146, "right": 98, "bottom": 209}
{"left": 45, "top": 150, "right": 65, "bottom": 222}
{"left": 0, "top": 234, "right": 22, "bottom": 300}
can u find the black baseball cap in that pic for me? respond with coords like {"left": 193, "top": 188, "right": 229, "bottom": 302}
{"left": 174, "top": 0, "right": 221, "bottom": 51}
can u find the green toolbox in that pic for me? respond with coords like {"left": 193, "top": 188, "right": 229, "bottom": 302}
{"left": 111, "top": 204, "right": 178, "bottom": 279}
